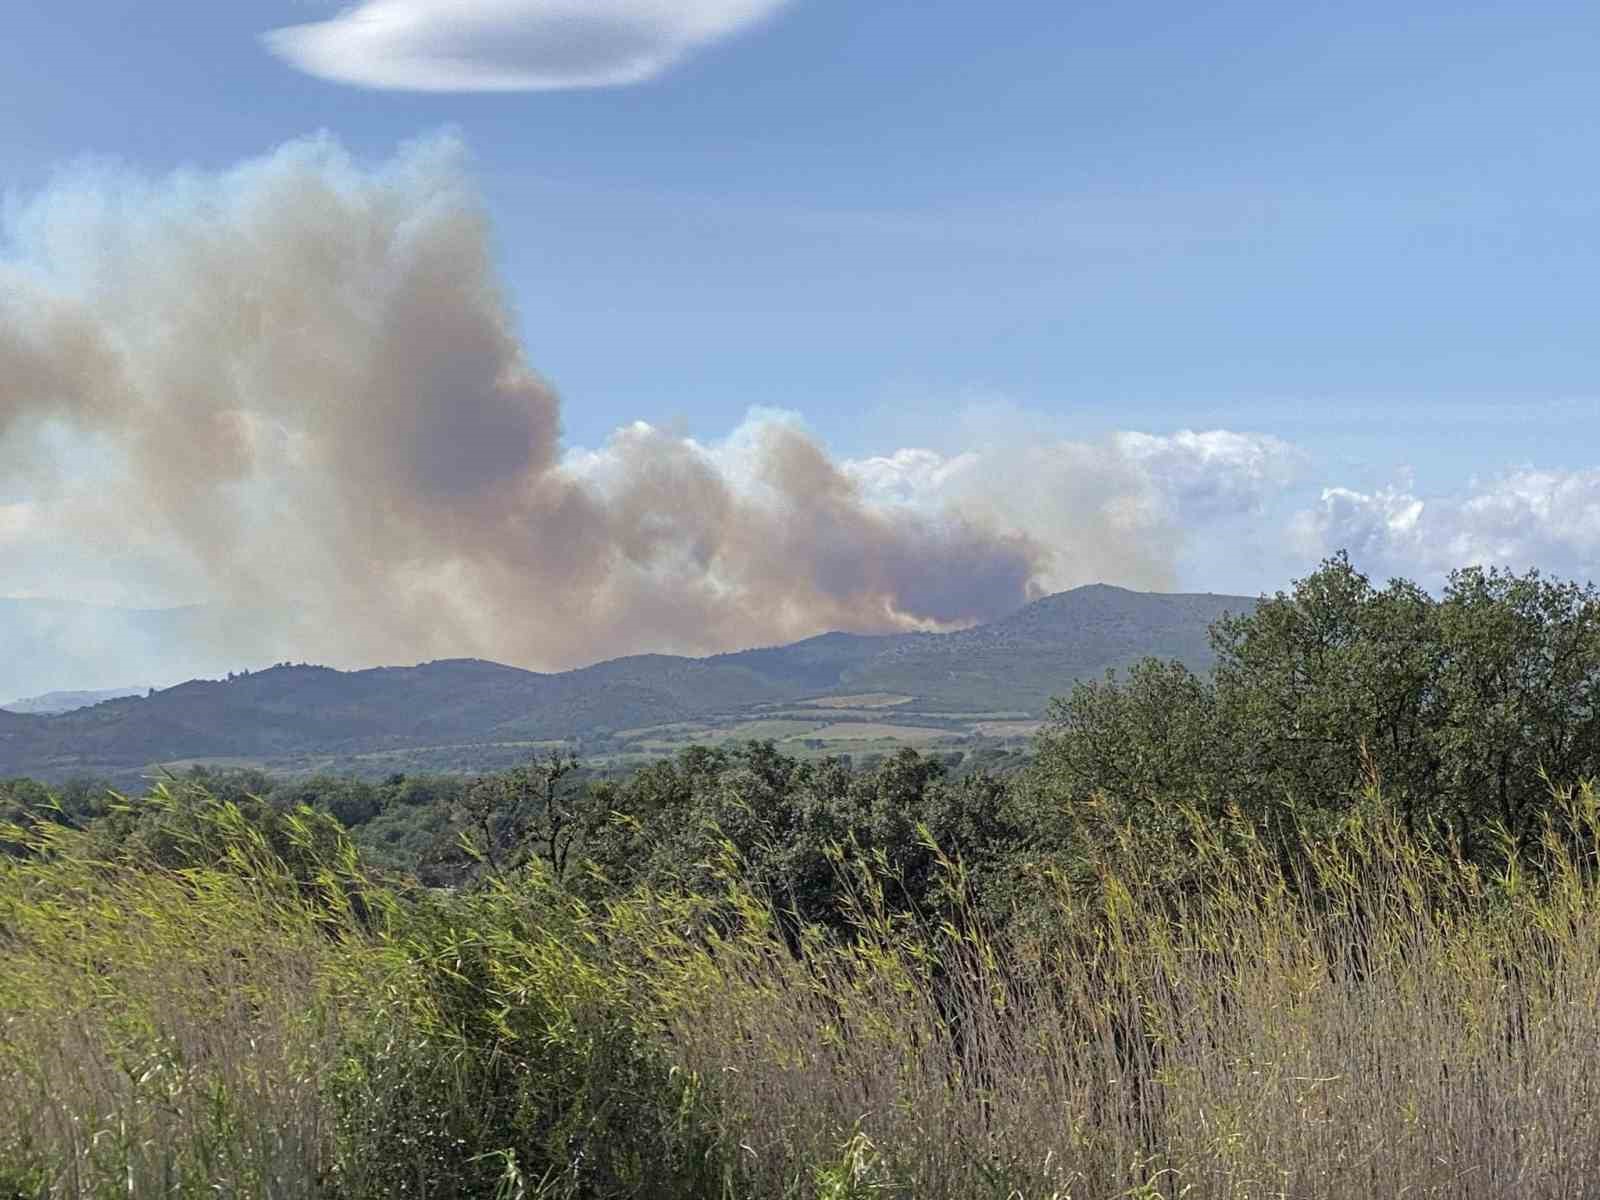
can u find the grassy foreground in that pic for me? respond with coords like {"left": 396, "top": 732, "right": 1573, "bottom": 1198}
{"left": 5, "top": 782, "right": 1600, "bottom": 1198}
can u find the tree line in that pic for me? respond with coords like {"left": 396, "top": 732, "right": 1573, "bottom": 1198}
{"left": 1039, "top": 552, "right": 1600, "bottom": 858}
{"left": 11, "top": 553, "right": 1600, "bottom": 924}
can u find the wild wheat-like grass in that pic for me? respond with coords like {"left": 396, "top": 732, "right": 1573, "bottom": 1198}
{"left": 627, "top": 790, "right": 1600, "bottom": 1199}
{"left": 0, "top": 817, "right": 355, "bottom": 1196}
{"left": 9, "top": 783, "right": 1600, "bottom": 1199}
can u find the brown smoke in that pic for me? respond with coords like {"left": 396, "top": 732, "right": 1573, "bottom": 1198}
{"left": 1, "top": 135, "right": 1053, "bottom": 671}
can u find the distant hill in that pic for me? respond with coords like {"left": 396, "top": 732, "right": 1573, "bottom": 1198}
{"left": 840, "top": 585, "right": 1247, "bottom": 711}
{"left": 3, "top": 688, "right": 150, "bottom": 716}
{"left": 0, "top": 585, "right": 1254, "bottom": 783}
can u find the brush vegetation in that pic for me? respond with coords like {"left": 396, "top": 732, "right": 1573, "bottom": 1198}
{"left": 6, "top": 555, "right": 1600, "bottom": 1198}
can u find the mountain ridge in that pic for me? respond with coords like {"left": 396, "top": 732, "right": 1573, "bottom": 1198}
{"left": 0, "top": 584, "right": 1255, "bottom": 782}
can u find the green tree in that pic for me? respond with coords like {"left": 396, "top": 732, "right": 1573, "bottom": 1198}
{"left": 450, "top": 749, "right": 583, "bottom": 886}
{"left": 1433, "top": 565, "right": 1600, "bottom": 850}
{"left": 1208, "top": 553, "right": 1446, "bottom": 824}
{"left": 1032, "top": 553, "right": 1600, "bottom": 867}
{"left": 1033, "top": 657, "right": 1221, "bottom": 826}
{"left": 579, "top": 743, "right": 1022, "bottom": 934}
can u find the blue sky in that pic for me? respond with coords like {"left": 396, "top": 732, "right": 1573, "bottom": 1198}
{"left": 4, "top": 0, "right": 1600, "bottom": 686}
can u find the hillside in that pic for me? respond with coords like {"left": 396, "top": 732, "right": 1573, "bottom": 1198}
{"left": 0, "top": 585, "right": 1253, "bottom": 782}
{"left": 0, "top": 709, "right": 44, "bottom": 738}
{"left": 842, "top": 585, "right": 1246, "bottom": 710}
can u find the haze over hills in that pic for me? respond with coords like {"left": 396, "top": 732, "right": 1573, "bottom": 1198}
{"left": 2, "top": 689, "right": 151, "bottom": 716}
{"left": 0, "top": 585, "right": 1254, "bottom": 784}
{"left": 0, "top": 599, "right": 214, "bottom": 700}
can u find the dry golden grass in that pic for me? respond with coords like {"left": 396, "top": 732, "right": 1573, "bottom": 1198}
{"left": 625, "top": 789, "right": 1600, "bottom": 1199}
{"left": 0, "top": 803, "right": 365, "bottom": 1196}
{"left": 8, "top": 781, "right": 1600, "bottom": 1198}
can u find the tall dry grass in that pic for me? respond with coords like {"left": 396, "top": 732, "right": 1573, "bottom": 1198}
{"left": 7, "top": 782, "right": 1600, "bottom": 1198}
{"left": 629, "top": 791, "right": 1600, "bottom": 1199}
{"left": 0, "top": 797, "right": 366, "bottom": 1196}
{"left": 0, "top": 788, "right": 714, "bottom": 1199}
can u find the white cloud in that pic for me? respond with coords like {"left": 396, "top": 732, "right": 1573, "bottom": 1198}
{"left": 846, "top": 429, "right": 1302, "bottom": 519}
{"left": 844, "top": 428, "right": 1305, "bottom": 594}
{"left": 1294, "top": 467, "right": 1600, "bottom": 584}
{"left": 843, "top": 447, "right": 975, "bottom": 505}
{"left": 263, "top": 0, "right": 794, "bottom": 91}
{"left": 1111, "top": 429, "right": 1305, "bottom": 519}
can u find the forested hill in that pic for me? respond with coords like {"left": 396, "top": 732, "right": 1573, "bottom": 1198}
{"left": 0, "top": 584, "right": 1253, "bottom": 782}
{"left": 844, "top": 585, "right": 1244, "bottom": 711}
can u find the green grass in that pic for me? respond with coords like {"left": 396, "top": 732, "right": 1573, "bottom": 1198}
{"left": 799, "top": 694, "right": 916, "bottom": 710}
{"left": 792, "top": 722, "right": 951, "bottom": 743}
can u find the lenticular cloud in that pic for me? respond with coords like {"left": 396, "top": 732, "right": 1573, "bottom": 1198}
{"left": 263, "top": 0, "right": 794, "bottom": 92}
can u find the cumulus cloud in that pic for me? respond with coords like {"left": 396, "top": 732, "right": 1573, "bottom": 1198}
{"left": 1294, "top": 468, "right": 1600, "bottom": 584}
{"left": 1111, "top": 430, "right": 1304, "bottom": 520}
{"left": 263, "top": 0, "right": 793, "bottom": 91}
{"left": 844, "top": 429, "right": 1305, "bottom": 595}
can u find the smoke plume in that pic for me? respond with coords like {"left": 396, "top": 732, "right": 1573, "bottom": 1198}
{"left": 0, "top": 136, "right": 1299, "bottom": 678}
{"left": 1, "top": 136, "right": 1053, "bottom": 670}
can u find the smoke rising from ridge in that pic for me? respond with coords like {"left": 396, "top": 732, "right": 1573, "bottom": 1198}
{"left": 0, "top": 136, "right": 1296, "bottom": 677}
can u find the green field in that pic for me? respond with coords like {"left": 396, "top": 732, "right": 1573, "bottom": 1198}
{"left": 800, "top": 692, "right": 915, "bottom": 709}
